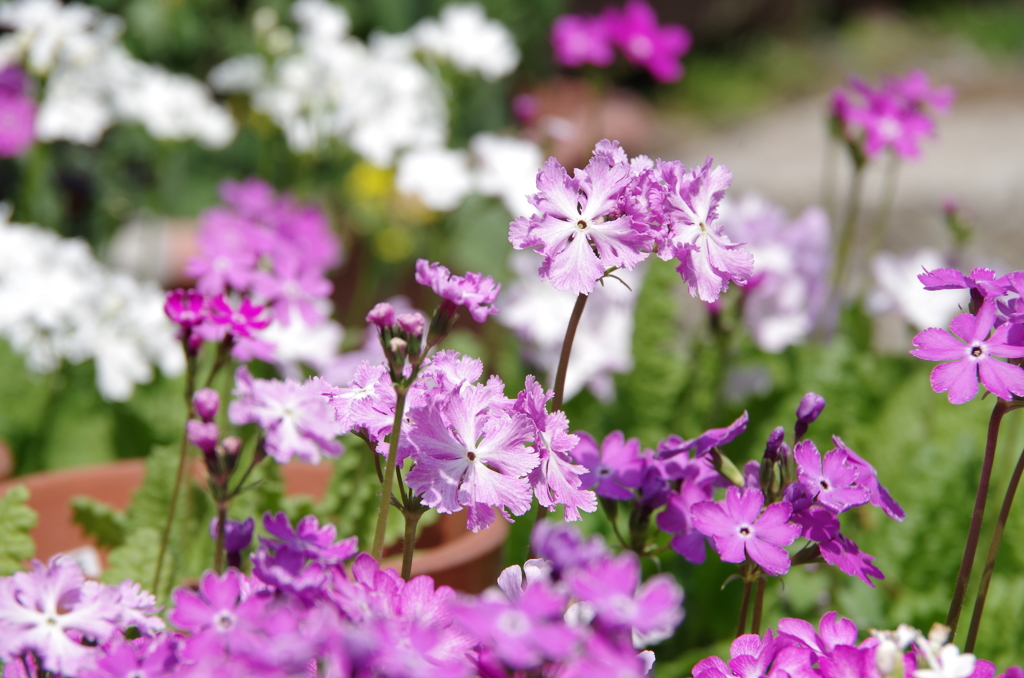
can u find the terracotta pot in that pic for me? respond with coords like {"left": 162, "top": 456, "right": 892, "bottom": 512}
{"left": 0, "top": 459, "right": 507, "bottom": 593}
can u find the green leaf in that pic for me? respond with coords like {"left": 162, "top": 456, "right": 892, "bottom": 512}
{"left": 71, "top": 496, "right": 128, "bottom": 549}
{"left": 102, "top": 527, "right": 171, "bottom": 599}
{"left": 0, "top": 485, "right": 37, "bottom": 575}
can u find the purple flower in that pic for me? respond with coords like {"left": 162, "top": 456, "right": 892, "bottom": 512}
{"left": 510, "top": 146, "right": 651, "bottom": 295}
{"left": 81, "top": 635, "right": 181, "bottom": 678}
{"left": 691, "top": 486, "right": 801, "bottom": 575}
{"left": 551, "top": 13, "right": 616, "bottom": 68}
{"left": 529, "top": 521, "right": 611, "bottom": 576}
{"left": 819, "top": 533, "right": 885, "bottom": 587}
{"left": 514, "top": 376, "right": 597, "bottom": 520}
{"left": 250, "top": 253, "right": 333, "bottom": 326}
{"left": 565, "top": 551, "right": 684, "bottom": 644}
{"left": 606, "top": 0, "right": 692, "bottom": 83}
{"left": 415, "top": 259, "right": 500, "bottom": 323}
{"left": 229, "top": 366, "right": 345, "bottom": 464}
{"left": 918, "top": 266, "right": 1008, "bottom": 300}
{"left": 0, "top": 557, "right": 121, "bottom": 676}
{"left": 830, "top": 436, "right": 905, "bottom": 522}
{"left": 910, "top": 300, "right": 1024, "bottom": 404}
{"left": 656, "top": 411, "right": 749, "bottom": 459}
{"left": 796, "top": 392, "right": 826, "bottom": 426}
{"left": 651, "top": 158, "right": 754, "bottom": 302}
{"left": 0, "top": 67, "right": 35, "bottom": 158}
{"left": 396, "top": 312, "right": 426, "bottom": 336}
{"left": 776, "top": 610, "right": 858, "bottom": 657}
{"left": 570, "top": 430, "right": 645, "bottom": 500}
{"left": 405, "top": 382, "right": 539, "bottom": 532}
{"left": 260, "top": 511, "right": 357, "bottom": 564}
{"left": 209, "top": 517, "right": 255, "bottom": 554}
{"left": 793, "top": 440, "right": 870, "bottom": 513}
{"left": 656, "top": 482, "right": 713, "bottom": 564}
{"left": 454, "top": 580, "right": 577, "bottom": 670}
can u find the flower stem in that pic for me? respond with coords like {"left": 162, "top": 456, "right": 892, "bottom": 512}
{"left": 551, "top": 292, "right": 589, "bottom": 412}
{"left": 832, "top": 160, "right": 866, "bottom": 295}
{"left": 370, "top": 388, "right": 407, "bottom": 561}
{"left": 947, "top": 399, "right": 1010, "bottom": 639}
{"left": 964, "top": 443, "right": 1024, "bottom": 652}
{"left": 213, "top": 501, "right": 227, "bottom": 574}
{"left": 153, "top": 349, "right": 197, "bottom": 594}
{"left": 400, "top": 508, "right": 423, "bottom": 581}
{"left": 737, "top": 579, "right": 752, "bottom": 637}
{"left": 868, "top": 154, "right": 901, "bottom": 257}
{"left": 751, "top": 577, "right": 766, "bottom": 635}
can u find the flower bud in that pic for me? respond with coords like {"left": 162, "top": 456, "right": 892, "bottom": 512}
{"left": 209, "top": 516, "right": 254, "bottom": 553}
{"left": 389, "top": 337, "right": 408, "bottom": 354}
{"left": 366, "top": 302, "right": 395, "bottom": 327}
{"left": 763, "top": 426, "right": 785, "bottom": 462}
{"left": 221, "top": 436, "right": 243, "bottom": 458}
{"left": 396, "top": 312, "right": 425, "bottom": 337}
{"left": 795, "top": 392, "right": 826, "bottom": 440}
{"left": 186, "top": 419, "right": 219, "bottom": 453}
{"left": 193, "top": 388, "right": 220, "bottom": 422}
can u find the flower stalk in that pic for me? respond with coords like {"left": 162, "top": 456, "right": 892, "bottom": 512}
{"left": 552, "top": 291, "right": 590, "bottom": 412}
{"left": 371, "top": 388, "right": 408, "bottom": 562}
{"left": 964, "top": 442, "right": 1024, "bottom": 651}
{"left": 946, "top": 398, "right": 1010, "bottom": 639}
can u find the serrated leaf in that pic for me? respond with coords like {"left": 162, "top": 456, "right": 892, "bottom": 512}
{"left": 0, "top": 485, "right": 37, "bottom": 575}
{"left": 71, "top": 496, "right": 127, "bottom": 549}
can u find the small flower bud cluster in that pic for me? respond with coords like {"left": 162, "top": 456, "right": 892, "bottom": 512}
{"left": 365, "top": 302, "right": 428, "bottom": 384}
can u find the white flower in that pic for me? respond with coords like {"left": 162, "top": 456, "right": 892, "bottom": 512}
{"left": 410, "top": 3, "right": 520, "bottom": 81}
{"left": 868, "top": 249, "right": 964, "bottom": 330}
{"left": 0, "top": 209, "right": 183, "bottom": 401}
{"left": 2, "top": 0, "right": 236, "bottom": 148}
{"left": 470, "top": 132, "right": 543, "bottom": 217}
{"left": 208, "top": 55, "right": 267, "bottom": 94}
{"left": 395, "top": 147, "right": 473, "bottom": 211}
{"left": 914, "top": 644, "right": 976, "bottom": 678}
{"left": 500, "top": 252, "right": 642, "bottom": 403}
{"left": 259, "top": 311, "right": 344, "bottom": 380}
{"left": 719, "top": 195, "right": 831, "bottom": 353}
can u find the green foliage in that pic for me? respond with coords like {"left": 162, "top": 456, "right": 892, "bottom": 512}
{"left": 0, "top": 485, "right": 37, "bottom": 575}
{"left": 103, "top": 527, "right": 168, "bottom": 596}
{"left": 71, "top": 496, "right": 128, "bottom": 549}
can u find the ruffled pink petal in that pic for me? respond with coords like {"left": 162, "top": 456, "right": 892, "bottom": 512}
{"left": 978, "top": 358, "right": 1024, "bottom": 401}
{"left": 930, "top": 360, "right": 979, "bottom": 404}
{"left": 910, "top": 327, "right": 968, "bottom": 361}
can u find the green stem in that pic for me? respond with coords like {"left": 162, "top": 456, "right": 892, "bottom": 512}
{"left": 832, "top": 160, "right": 866, "bottom": 295}
{"left": 964, "top": 443, "right": 1024, "bottom": 652}
{"left": 153, "top": 350, "right": 197, "bottom": 593}
{"left": 370, "top": 388, "right": 408, "bottom": 561}
{"left": 868, "top": 154, "right": 901, "bottom": 257}
{"left": 214, "top": 501, "right": 227, "bottom": 574}
{"left": 551, "top": 292, "right": 589, "bottom": 412}
{"left": 751, "top": 577, "right": 766, "bottom": 635}
{"left": 737, "top": 578, "right": 752, "bottom": 637}
{"left": 947, "top": 399, "right": 1010, "bottom": 640}
{"left": 822, "top": 134, "right": 838, "bottom": 223}
{"left": 400, "top": 509, "right": 423, "bottom": 580}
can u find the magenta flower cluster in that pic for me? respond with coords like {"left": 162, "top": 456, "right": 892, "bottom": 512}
{"left": 0, "top": 66, "right": 36, "bottom": 158}
{"left": 692, "top": 611, "right": 1018, "bottom": 678}
{"left": 550, "top": 0, "right": 692, "bottom": 83}
{"left": 0, "top": 516, "right": 683, "bottom": 677}
{"left": 511, "top": 140, "right": 752, "bottom": 301}
{"left": 184, "top": 178, "right": 340, "bottom": 326}
{"left": 911, "top": 267, "right": 1024, "bottom": 404}
{"left": 831, "top": 69, "right": 954, "bottom": 161}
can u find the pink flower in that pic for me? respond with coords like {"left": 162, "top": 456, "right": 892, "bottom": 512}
{"left": 414, "top": 259, "right": 500, "bottom": 322}
{"left": 0, "top": 67, "right": 35, "bottom": 158}
{"left": 551, "top": 13, "right": 615, "bottom": 68}
{"left": 793, "top": 440, "right": 870, "bottom": 513}
{"left": 405, "top": 382, "right": 539, "bottom": 532}
{"left": 510, "top": 145, "right": 651, "bottom": 295}
{"left": 651, "top": 158, "right": 754, "bottom": 302}
{"left": 691, "top": 486, "right": 801, "bottom": 576}
{"left": 605, "top": 0, "right": 691, "bottom": 83}
{"left": 229, "top": 366, "right": 345, "bottom": 464}
{"left": 910, "top": 300, "right": 1024, "bottom": 404}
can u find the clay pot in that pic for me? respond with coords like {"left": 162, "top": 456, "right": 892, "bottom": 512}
{"left": 0, "top": 459, "right": 507, "bottom": 593}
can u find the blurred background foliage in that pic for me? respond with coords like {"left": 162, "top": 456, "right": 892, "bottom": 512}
{"left": 2, "top": 0, "right": 1024, "bottom": 672}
